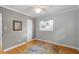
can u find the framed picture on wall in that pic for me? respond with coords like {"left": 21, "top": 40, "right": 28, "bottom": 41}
{"left": 13, "top": 21, "right": 22, "bottom": 31}
{"left": 39, "top": 20, "right": 53, "bottom": 31}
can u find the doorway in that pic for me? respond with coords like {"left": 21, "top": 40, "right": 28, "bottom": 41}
{"left": 27, "top": 19, "right": 33, "bottom": 41}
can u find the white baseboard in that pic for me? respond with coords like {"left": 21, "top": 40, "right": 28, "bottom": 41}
{"left": 3, "top": 38, "right": 79, "bottom": 52}
{"left": 35, "top": 38, "right": 79, "bottom": 51}
{"left": 3, "top": 42, "right": 26, "bottom": 52}
{"left": 3, "top": 39, "right": 33, "bottom": 52}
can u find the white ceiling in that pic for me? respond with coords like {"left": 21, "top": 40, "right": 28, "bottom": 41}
{"left": 1, "top": 5, "right": 78, "bottom": 18}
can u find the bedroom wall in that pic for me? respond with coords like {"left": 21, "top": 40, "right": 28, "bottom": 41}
{"left": 36, "top": 9, "right": 78, "bottom": 48}
{"left": 0, "top": 13, "right": 2, "bottom": 50}
{"left": 0, "top": 7, "right": 34, "bottom": 50}
{"left": 78, "top": 9, "right": 79, "bottom": 48}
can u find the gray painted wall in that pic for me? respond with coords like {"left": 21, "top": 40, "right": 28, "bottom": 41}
{"left": 77, "top": 10, "right": 79, "bottom": 47}
{"left": 0, "top": 13, "right": 2, "bottom": 49}
{"left": 36, "top": 9, "right": 78, "bottom": 48}
{"left": 0, "top": 7, "right": 33, "bottom": 49}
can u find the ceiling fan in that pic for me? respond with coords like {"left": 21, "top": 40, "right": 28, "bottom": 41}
{"left": 31, "top": 5, "right": 49, "bottom": 13}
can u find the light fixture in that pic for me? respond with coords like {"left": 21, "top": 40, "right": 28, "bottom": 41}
{"left": 32, "top": 5, "right": 48, "bottom": 14}
{"left": 34, "top": 8, "right": 42, "bottom": 13}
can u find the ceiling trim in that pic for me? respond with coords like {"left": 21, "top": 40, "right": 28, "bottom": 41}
{"left": 0, "top": 5, "right": 34, "bottom": 18}
{"left": 37, "top": 7, "right": 79, "bottom": 18}
{"left": 0, "top": 6, "right": 79, "bottom": 18}
{"left": 53, "top": 7, "right": 79, "bottom": 15}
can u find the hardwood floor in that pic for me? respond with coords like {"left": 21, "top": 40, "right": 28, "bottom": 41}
{"left": 0, "top": 39, "right": 79, "bottom": 54}
{"left": 0, "top": 50, "right": 7, "bottom": 54}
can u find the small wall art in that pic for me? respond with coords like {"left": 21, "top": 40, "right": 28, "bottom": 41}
{"left": 13, "top": 21, "right": 22, "bottom": 31}
{"left": 39, "top": 20, "right": 53, "bottom": 31}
